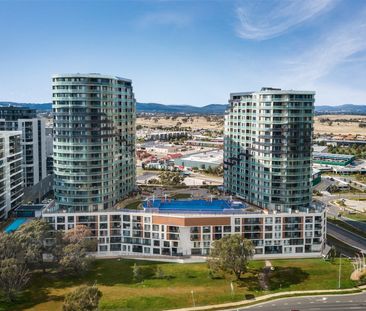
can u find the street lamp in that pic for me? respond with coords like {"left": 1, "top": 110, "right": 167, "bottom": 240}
{"left": 338, "top": 253, "right": 344, "bottom": 289}
{"left": 191, "top": 290, "right": 196, "bottom": 307}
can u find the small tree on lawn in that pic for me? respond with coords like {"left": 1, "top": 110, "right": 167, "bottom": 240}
{"left": 0, "top": 258, "right": 30, "bottom": 301}
{"left": 63, "top": 225, "right": 94, "bottom": 248}
{"left": 155, "top": 266, "right": 165, "bottom": 279}
{"left": 62, "top": 285, "right": 102, "bottom": 311}
{"left": 132, "top": 263, "right": 143, "bottom": 282}
{"left": 208, "top": 234, "right": 254, "bottom": 280}
{"left": 59, "top": 243, "right": 92, "bottom": 275}
{"left": 58, "top": 225, "right": 96, "bottom": 275}
{"left": 14, "top": 219, "right": 52, "bottom": 272}
{"left": 328, "top": 246, "right": 337, "bottom": 262}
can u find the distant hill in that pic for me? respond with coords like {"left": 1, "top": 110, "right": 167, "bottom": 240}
{"left": 136, "top": 103, "right": 227, "bottom": 114}
{"left": 1, "top": 101, "right": 366, "bottom": 115}
{"left": 0, "top": 101, "right": 228, "bottom": 114}
{"left": 315, "top": 104, "right": 366, "bottom": 115}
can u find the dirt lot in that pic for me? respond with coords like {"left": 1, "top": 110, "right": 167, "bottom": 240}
{"left": 137, "top": 116, "right": 223, "bottom": 130}
{"left": 138, "top": 114, "right": 366, "bottom": 136}
{"left": 314, "top": 115, "right": 366, "bottom": 135}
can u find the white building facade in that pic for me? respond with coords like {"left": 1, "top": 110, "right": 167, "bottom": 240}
{"left": 0, "top": 131, "right": 24, "bottom": 219}
{"left": 0, "top": 107, "right": 47, "bottom": 188}
{"left": 43, "top": 202, "right": 326, "bottom": 259}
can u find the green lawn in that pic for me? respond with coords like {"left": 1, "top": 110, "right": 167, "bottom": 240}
{"left": 0, "top": 258, "right": 356, "bottom": 311}
{"left": 344, "top": 213, "right": 366, "bottom": 222}
{"left": 124, "top": 200, "right": 143, "bottom": 210}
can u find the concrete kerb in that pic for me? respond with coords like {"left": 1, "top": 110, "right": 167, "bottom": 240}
{"left": 167, "top": 286, "right": 366, "bottom": 311}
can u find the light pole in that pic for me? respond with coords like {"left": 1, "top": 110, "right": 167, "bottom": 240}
{"left": 338, "top": 254, "right": 343, "bottom": 289}
{"left": 191, "top": 290, "right": 195, "bottom": 307}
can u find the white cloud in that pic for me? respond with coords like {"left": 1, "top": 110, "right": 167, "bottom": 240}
{"left": 280, "top": 10, "right": 366, "bottom": 87}
{"left": 236, "top": 0, "right": 336, "bottom": 40}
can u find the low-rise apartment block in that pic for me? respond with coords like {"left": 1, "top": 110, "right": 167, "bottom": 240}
{"left": 43, "top": 199, "right": 326, "bottom": 259}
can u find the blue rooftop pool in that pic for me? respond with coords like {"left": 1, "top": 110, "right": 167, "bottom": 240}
{"left": 4, "top": 218, "right": 28, "bottom": 233}
{"left": 143, "top": 199, "right": 244, "bottom": 213}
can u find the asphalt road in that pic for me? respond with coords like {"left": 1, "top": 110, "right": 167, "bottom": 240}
{"left": 327, "top": 222, "right": 366, "bottom": 252}
{"left": 341, "top": 216, "right": 366, "bottom": 232}
{"left": 235, "top": 292, "right": 366, "bottom": 311}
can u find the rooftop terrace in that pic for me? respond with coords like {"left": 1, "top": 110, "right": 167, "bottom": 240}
{"left": 143, "top": 199, "right": 245, "bottom": 214}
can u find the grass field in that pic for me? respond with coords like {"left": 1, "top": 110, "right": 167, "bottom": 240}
{"left": 0, "top": 258, "right": 356, "bottom": 311}
{"left": 314, "top": 115, "right": 366, "bottom": 135}
{"left": 137, "top": 115, "right": 366, "bottom": 136}
{"left": 344, "top": 213, "right": 366, "bottom": 222}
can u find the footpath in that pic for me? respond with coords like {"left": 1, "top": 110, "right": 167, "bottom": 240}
{"left": 167, "top": 285, "right": 366, "bottom": 311}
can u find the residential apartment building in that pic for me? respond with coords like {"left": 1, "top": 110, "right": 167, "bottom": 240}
{"left": 0, "top": 131, "right": 24, "bottom": 219}
{"left": 0, "top": 107, "right": 47, "bottom": 187}
{"left": 52, "top": 73, "right": 136, "bottom": 212}
{"left": 224, "top": 88, "right": 314, "bottom": 212}
{"left": 43, "top": 199, "right": 326, "bottom": 258}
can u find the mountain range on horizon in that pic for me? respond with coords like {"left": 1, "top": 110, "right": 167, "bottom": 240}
{"left": 1, "top": 101, "right": 366, "bottom": 115}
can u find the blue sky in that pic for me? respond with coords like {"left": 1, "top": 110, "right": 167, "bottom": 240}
{"left": 0, "top": 0, "right": 366, "bottom": 106}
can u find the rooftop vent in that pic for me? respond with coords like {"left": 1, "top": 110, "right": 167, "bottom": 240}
{"left": 261, "top": 87, "right": 282, "bottom": 91}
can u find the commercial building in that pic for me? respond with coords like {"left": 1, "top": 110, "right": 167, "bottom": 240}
{"left": 43, "top": 199, "right": 326, "bottom": 258}
{"left": 224, "top": 87, "right": 314, "bottom": 212}
{"left": 143, "top": 130, "right": 189, "bottom": 141}
{"left": 312, "top": 169, "right": 321, "bottom": 186}
{"left": 52, "top": 73, "right": 136, "bottom": 212}
{"left": 313, "top": 152, "right": 354, "bottom": 166}
{"left": 174, "top": 149, "right": 223, "bottom": 170}
{"left": 0, "top": 107, "right": 47, "bottom": 187}
{"left": 0, "top": 131, "right": 24, "bottom": 219}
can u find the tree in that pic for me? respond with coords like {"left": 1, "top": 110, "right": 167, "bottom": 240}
{"left": 0, "top": 259, "right": 30, "bottom": 301}
{"left": 158, "top": 171, "right": 184, "bottom": 186}
{"left": 14, "top": 219, "right": 52, "bottom": 271}
{"left": 58, "top": 225, "right": 96, "bottom": 275}
{"left": 59, "top": 243, "right": 92, "bottom": 275}
{"left": 62, "top": 285, "right": 102, "bottom": 311}
{"left": 328, "top": 246, "right": 337, "bottom": 262}
{"left": 0, "top": 233, "right": 21, "bottom": 261}
{"left": 208, "top": 234, "right": 254, "bottom": 280}
{"left": 63, "top": 225, "right": 96, "bottom": 251}
{"left": 155, "top": 266, "right": 165, "bottom": 279}
{"left": 132, "top": 263, "right": 142, "bottom": 282}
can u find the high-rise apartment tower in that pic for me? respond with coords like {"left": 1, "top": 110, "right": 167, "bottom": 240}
{"left": 52, "top": 73, "right": 136, "bottom": 212}
{"left": 224, "top": 87, "right": 314, "bottom": 211}
{"left": 0, "top": 107, "right": 47, "bottom": 187}
{"left": 0, "top": 131, "right": 23, "bottom": 219}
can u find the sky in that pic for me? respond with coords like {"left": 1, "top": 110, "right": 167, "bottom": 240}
{"left": 0, "top": 0, "right": 366, "bottom": 106}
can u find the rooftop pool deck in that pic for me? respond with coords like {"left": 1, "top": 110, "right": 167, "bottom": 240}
{"left": 143, "top": 199, "right": 245, "bottom": 213}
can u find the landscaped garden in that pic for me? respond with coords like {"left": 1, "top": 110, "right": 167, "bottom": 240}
{"left": 0, "top": 258, "right": 357, "bottom": 311}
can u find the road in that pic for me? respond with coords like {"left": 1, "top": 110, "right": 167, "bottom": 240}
{"left": 235, "top": 292, "right": 366, "bottom": 311}
{"left": 327, "top": 222, "right": 366, "bottom": 252}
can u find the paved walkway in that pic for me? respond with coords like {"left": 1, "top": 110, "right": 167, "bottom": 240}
{"left": 167, "top": 286, "right": 366, "bottom": 311}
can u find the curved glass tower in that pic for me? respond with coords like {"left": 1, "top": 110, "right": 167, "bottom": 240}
{"left": 224, "top": 87, "right": 314, "bottom": 212}
{"left": 52, "top": 73, "right": 136, "bottom": 212}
